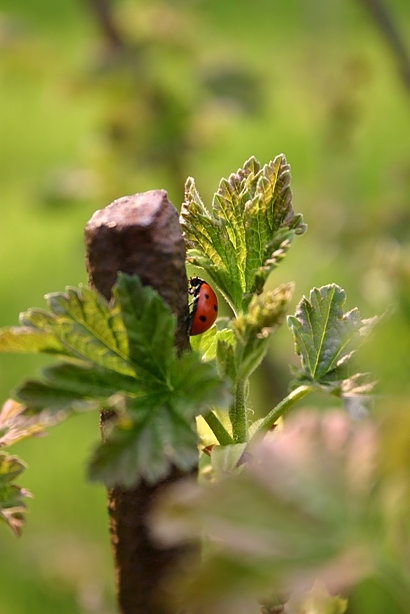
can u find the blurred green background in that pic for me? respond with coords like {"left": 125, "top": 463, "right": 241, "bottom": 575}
{"left": 0, "top": 0, "right": 409, "bottom": 612}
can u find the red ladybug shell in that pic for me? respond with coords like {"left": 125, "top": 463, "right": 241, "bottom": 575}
{"left": 188, "top": 277, "right": 218, "bottom": 336}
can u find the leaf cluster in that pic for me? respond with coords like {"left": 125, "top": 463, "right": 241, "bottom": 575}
{"left": 180, "top": 157, "right": 378, "bottom": 462}
{"left": 0, "top": 154, "right": 378, "bottom": 550}
{"left": 0, "top": 274, "right": 226, "bottom": 492}
{"left": 181, "top": 154, "right": 306, "bottom": 315}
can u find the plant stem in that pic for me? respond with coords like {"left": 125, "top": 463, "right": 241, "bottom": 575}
{"left": 229, "top": 377, "right": 248, "bottom": 443}
{"left": 203, "top": 411, "right": 235, "bottom": 445}
{"left": 252, "top": 384, "right": 313, "bottom": 437}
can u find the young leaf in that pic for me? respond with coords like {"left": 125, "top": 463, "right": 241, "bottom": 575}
{"left": 180, "top": 155, "right": 306, "bottom": 314}
{"left": 230, "top": 282, "right": 294, "bottom": 381}
{"left": 0, "top": 452, "right": 31, "bottom": 536}
{"left": 287, "top": 284, "right": 377, "bottom": 394}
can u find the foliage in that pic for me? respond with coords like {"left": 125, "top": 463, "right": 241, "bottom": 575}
{"left": 0, "top": 274, "right": 226, "bottom": 505}
{"left": 0, "top": 155, "right": 380, "bottom": 613}
{"left": 168, "top": 155, "right": 386, "bottom": 613}
{"left": 153, "top": 405, "right": 410, "bottom": 613}
{"left": 153, "top": 410, "right": 374, "bottom": 612}
{"left": 181, "top": 154, "right": 306, "bottom": 315}
{"left": 1, "top": 0, "right": 409, "bottom": 609}
{"left": 288, "top": 284, "right": 376, "bottom": 393}
{"left": 0, "top": 450, "right": 31, "bottom": 537}
{"left": 181, "top": 157, "right": 377, "bottom": 453}
{"left": 0, "top": 399, "right": 43, "bottom": 534}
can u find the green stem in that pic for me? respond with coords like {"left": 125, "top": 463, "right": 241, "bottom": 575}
{"left": 252, "top": 384, "right": 313, "bottom": 438}
{"left": 203, "top": 410, "right": 234, "bottom": 445}
{"left": 229, "top": 377, "right": 248, "bottom": 443}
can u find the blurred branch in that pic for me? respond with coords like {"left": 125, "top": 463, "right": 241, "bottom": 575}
{"left": 85, "top": 0, "right": 126, "bottom": 53}
{"left": 356, "top": 0, "right": 410, "bottom": 94}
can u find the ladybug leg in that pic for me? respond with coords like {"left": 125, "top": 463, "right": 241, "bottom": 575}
{"left": 188, "top": 276, "right": 203, "bottom": 294}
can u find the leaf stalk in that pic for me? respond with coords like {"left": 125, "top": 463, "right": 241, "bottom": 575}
{"left": 229, "top": 377, "right": 248, "bottom": 443}
{"left": 203, "top": 410, "right": 234, "bottom": 445}
{"left": 252, "top": 384, "right": 313, "bottom": 438}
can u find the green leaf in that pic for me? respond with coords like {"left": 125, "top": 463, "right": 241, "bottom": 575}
{"left": 0, "top": 452, "right": 31, "bottom": 536}
{"left": 88, "top": 408, "right": 197, "bottom": 488}
{"left": 44, "top": 285, "right": 135, "bottom": 376}
{"left": 189, "top": 324, "right": 219, "bottom": 361}
{"left": 16, "top": 362, "right": 135, "bottom": 414}
{"left": 0, "top": 326, "right": 66, "bottom": 354}
{"left": 2, "top": 274, "right": 228, "bottom": 487}
{"left": 3, "top": 284, "right": 135, "bottom": 377}
{"left": 88, "top": 353, "right": 225, "bottom": 487}
{"left": 287, "top": 284, "right": 376, "bottom": 393}
{"left": 9, "top": 275, "right": 179, "bottom": 417}
{"left": 113, "top": 274, "right": 177, "bottom": 379}
{"left": 180, "top": 155, "right": 306, "bottom": 314}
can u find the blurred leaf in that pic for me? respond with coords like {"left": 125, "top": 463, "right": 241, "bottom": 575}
{"left": 152, "top": 410, "right": 379, "bottom": 612}
{"left": 289, "top": 579, "right": 348, "bottom": 614}
{"left": 210, "top": 443, "right": 247, "bottom": 475}
{"left": 202, "top": 63, "right": 264, "bottom": 115}
{"left": 0, "top": 399, "right": 48, "bottom": 447}
{"left": 288, "top": 284, "right": 377, "bottom": 396}
{"left": 180, "top": 155, "right": 306, "bottom": 315}
{"left": 0, "top": 452, "right": 31, "bottom": 536}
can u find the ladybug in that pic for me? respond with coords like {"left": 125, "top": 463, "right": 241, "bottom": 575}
{"left": 187, "top": 277, "right": 218, "bottom": 336}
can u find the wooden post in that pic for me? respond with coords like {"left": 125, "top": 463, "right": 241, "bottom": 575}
{"left": 84, "top": 189, "right": 193, "bottom": 614}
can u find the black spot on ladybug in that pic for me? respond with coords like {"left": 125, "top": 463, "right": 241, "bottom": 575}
{"left": 199, "top": 315, "right": 207, "bottom": 322}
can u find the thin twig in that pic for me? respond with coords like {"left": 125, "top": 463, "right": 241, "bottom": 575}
{"left": 356, "top": 0, "right": 410, "bottom": 93}
{"left": 85, "top": 0, "right": 126, "bottom": 53}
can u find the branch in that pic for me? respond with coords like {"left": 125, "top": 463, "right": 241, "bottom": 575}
{"left": 85, "top": 0, "right": 126, "bottom": 54}
{"left": 356, "top": 0, "right": 410, "bottom": 93}
{"left": 85, "top": 190, "right": 193, "bottom": 614}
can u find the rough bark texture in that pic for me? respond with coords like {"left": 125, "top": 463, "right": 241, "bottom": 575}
{"left": 84, "top": 189, "right": 193, "bottom": 614}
